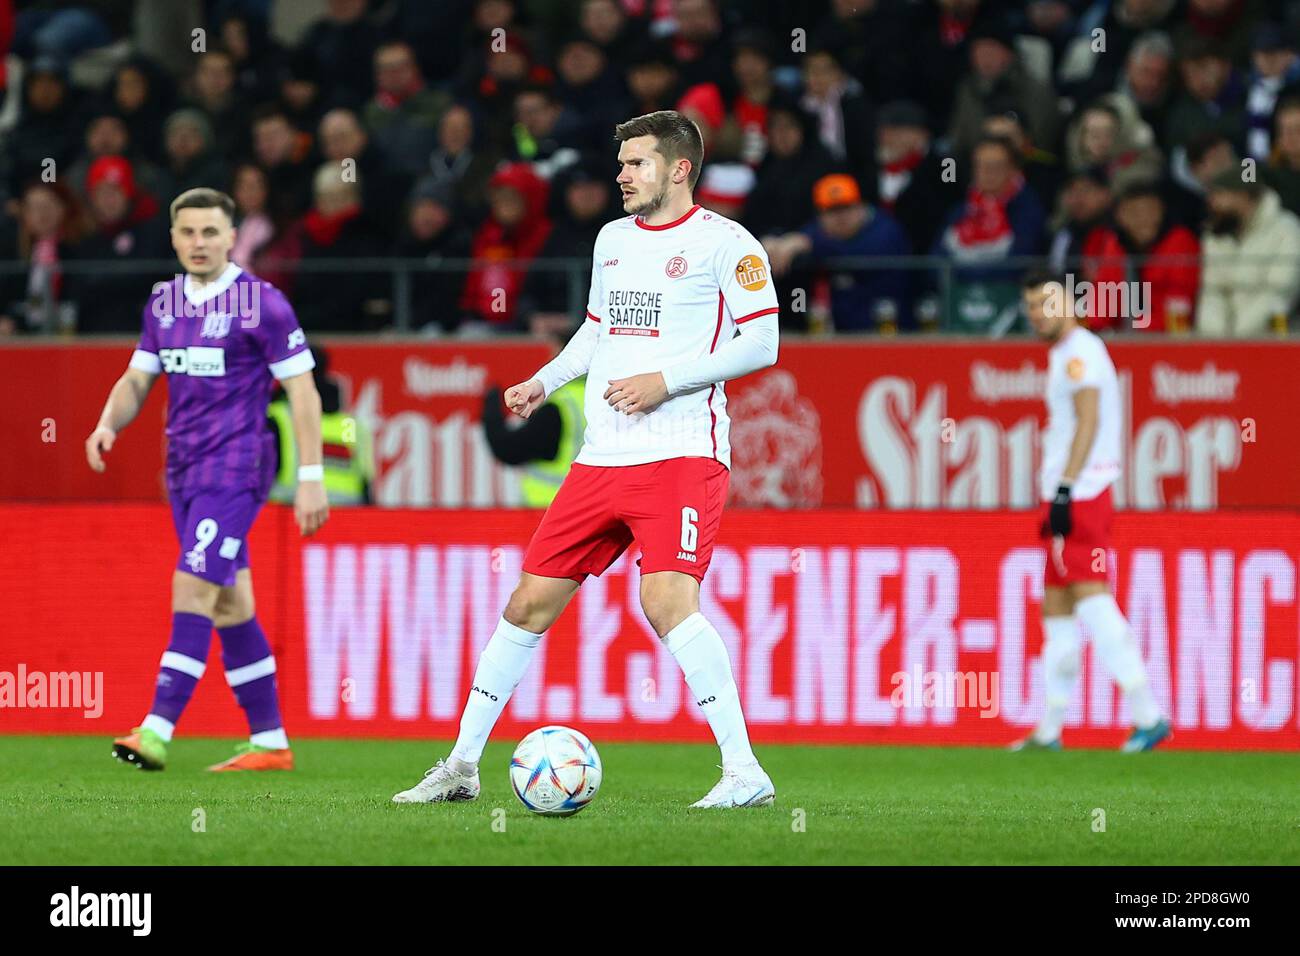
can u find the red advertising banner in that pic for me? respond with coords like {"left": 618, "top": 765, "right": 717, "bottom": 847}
{"left": 2, "top": 340, "right": 1297, "bottom": 509}
{"left": 2, "top": 505, "right": 1296, "bottom": 750}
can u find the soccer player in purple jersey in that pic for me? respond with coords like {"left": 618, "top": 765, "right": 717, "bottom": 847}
{"left": 84, "top": 187, "right": 329, "bottom": 772}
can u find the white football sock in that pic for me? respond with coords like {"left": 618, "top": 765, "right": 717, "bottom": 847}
{"left": 1036, "top": 616, "right": 1081, "bottom": 742}
{"left": 1075, "top": 593, "right": 1162, "bottom": 729}
{"left": 250, "top": 728, "right": 289, "bottom": 749}
{"left": 141, "top": 714, "right": 175, "bottom": 742}
{"left": 664, "top": 612, "right": 756, "bottom": 770}
{"left": 449, "top": 617, "right": 543, "bottom": 766}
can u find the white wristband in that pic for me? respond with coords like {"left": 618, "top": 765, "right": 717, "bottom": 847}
{"left": 298, "top": 464, "right": 324, "bottom": 482}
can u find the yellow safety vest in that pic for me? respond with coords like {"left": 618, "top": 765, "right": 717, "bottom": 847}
{"left": 267, "top": 401, "right": 373, "bottom": 505}
{"left": 519, "top": 377, "right": 585, "bottom": 507}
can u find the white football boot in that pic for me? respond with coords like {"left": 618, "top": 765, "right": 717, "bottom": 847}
{"left": 392, "top": 759, "right": 480, "bottom": 804}
{"left": 690, "top": 762, "right": 776, "bottom": 808}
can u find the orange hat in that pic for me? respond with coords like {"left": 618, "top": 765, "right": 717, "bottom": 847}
{"left": 813, "top": 173, "right": 861, "bottom": 210}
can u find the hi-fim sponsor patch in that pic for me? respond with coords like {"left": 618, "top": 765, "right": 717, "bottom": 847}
{"left": 735, "top": 254, "right": 768, "bottom": 291}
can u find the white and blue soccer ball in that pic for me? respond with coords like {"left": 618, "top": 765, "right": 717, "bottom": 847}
{"left": 509, "top": 725, "right": 602, "bottom": 816}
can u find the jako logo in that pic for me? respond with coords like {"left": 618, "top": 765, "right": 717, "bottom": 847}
{"left": 696, "top": 696, "right": 716, "bottom": 706}
{"left": 50, "top": 886, "right": 151, "bottom": 936}
{"left": 472, "top": 685, "right": 499, "bottom": 702}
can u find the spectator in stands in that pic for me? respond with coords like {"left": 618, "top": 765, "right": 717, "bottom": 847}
{"left": 277, "top": 45, "right": 327, "bottom": 134}
{"left": 66, "top": 111, "right": 165, "bottom": 207}
{"left": 508, "top": 84, "right": 580, "bottom": 179}
{"left": 518, "top": 155, "right": 614, "bottom": 337}
{"left": 7, "top": 57, "right": 84, "bottom": 196}
{"left": 667, "top": 0, "right": 731, "bottom": 91}
{"left": 363, "top": 40, "right": 450, "bottom": 178}
{"left": 318, "top": 107, "right": 412, "bottom": 242}
{"left": 219, "top": 12, "right": 287, "bottom": 107}
{"left": 296, "top": 0, "right": 382, "bottom": 109}
{"left": 1197, "top": 170, "right": 1300, "bottom": 336}
{"left": 745, "top": 101, "right": 835, "bottom": 242}
{"left": 947, "top": 14, "right": 1060, "bottom": 161}
{"left": 551, "top": 35, "right": 628, "bottom": 155}
{"left": 910, "top": 0, "right": 981, "bottom": 134}
{"left": 426, "top": 103, "right": 497, "bottom": 224}
{"left": 459, "top": 22, "right": 552, "bottom": 154}
{"left": 12, "top": 3, "right": 117, "bottom": 60}
{"left": 1263, "top": 98, "right": 1300, "bottom": 215}
{"left": 70, "top": 156, "right": 166, "bottom": 333}
{"left": 931, "top": 135, "right": 1046, "bottom": 334}
{"left": 106, "top": 56, "right": 173, "bottom": 163}
{"left": 1061, "top": 0, "right": 1179, "bottom": 103}
{"left": 800, "top": 47, "right": 875, "bottom": 186}
{"left": 1047, "top": 166, "right": 1113, "bottom": 272}
{"left": 229, "top": 162, "right": 278, "bottom": 276}
{"left": 982, "top": 111, "right": 1062, "bottom": 220}
{"left": 291, "top": 163, "right": 388, "bottom": 332}
{"left": 251, "top": 104, "right": 315, "bottom": 224}
{"left": 159, "top": 110, "right": 228, "bottom": 200}
{"left": 1085, "top": 181, "right": 1200, "bottom": 332}
{"left": 0, "top": 181, "right": 85, "bottom": 335}
{"left": 1165, "top": 35, "right": 1245, "bottom": 154}
{"left": 809, "top": 0, "right": 913, "bottom": 106}
{"left": 578, "top": 0, "right": 644, "bottom": 67}
{"left": 624, "top": 41, "right": 682, "bottom": 117}
{"left": 1116, "top": 31, "right": 1176, "bottom": 138}
{"left": 1169, "top": 130, "right": 1238, "bottom": 229}
{"left": 1245, "top": 23, "right": 1300, "bottom": 160}
{"left": 459, "top": 162, "right": 551, "bottom": 329}
{"left": 394, "top": 179, "right": 473, "bottom": 334}
{"left": 876, "top": 100, "right": 962, "bottom": 255}
{"left": 763, "top": 173, "right": 912, "bottom": 334}
{"left": 1173, "top": 0, "right": 1260, "bottom": 67}
{"left": 184, "top": 48, "right": 249, "bottom": 162}
{"left": 1065, "top": 98, "right": 1163, "bottom": 195}
{"left": 680, "top": 82, "right": 755, "bottom": 221}
{"left": 723, "top": 29, "right": 779, "bottom": 168}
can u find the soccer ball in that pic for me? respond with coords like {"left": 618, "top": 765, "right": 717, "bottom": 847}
{"left": 509, "top": 725, "right": 602, "bottom": 816}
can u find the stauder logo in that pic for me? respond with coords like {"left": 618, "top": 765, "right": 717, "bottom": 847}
{"left": 735, "top": 254, "right": 768, "bottom": 291}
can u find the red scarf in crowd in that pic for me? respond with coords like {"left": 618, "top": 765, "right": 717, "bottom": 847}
{"left": 302, "top": 205, "right": 361, "bottom": 247}
{"left": 952, "top": 174, "right": 1024, "bottom": 249}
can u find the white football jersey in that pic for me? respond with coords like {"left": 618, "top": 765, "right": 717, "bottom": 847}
{"left": 1040, "top": 325, "right": 1122, "bottom": 501}
{"left": 579, "top": 204, "right": 779, "bottom": 469}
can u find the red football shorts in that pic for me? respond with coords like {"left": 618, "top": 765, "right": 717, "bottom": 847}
{"left": 1039, "top": 487, "right": 1113, "bottom": 587}
{"left": 522, "top": 456, "right": 730, "bottom": 583}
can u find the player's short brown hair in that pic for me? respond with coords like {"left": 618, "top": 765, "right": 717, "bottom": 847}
{"left": 615, "top": 110, "right": 704, "bottom": 189}
{"left": 170, "top": 187, "right": 236, "bottom": 225}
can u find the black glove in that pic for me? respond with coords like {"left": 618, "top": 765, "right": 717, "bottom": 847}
{"left": 1048, "top": 483, "right": 1073, "bottom": 537}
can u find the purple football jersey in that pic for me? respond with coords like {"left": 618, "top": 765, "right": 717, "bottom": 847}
{"left": 131, "top": 264, "right": 314, "bottom": 496}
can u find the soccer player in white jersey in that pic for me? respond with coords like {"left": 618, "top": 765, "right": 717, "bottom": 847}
{"left": 1013, "top": 272, "right": 1171, "bottom": 752}
{"left": 394, "top": 110, "right": 780, "bottom": 808}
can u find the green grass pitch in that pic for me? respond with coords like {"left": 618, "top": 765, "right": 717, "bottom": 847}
{"left": 1, "top": 736, "right": 1296, "bottom": 865}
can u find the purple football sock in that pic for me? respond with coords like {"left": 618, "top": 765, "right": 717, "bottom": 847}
{"left": 217, "top": 617, "right": 285, "bottom": 736}
{"left": 147, "top": 612, "right": 213, "bottom": 730}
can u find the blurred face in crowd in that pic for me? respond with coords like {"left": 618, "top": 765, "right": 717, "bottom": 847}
{"left": 1253, "top": 47, "right": 1297, "bottom": 80}
{"left": 376, "top": 44, "right": 421, "bottom": 96}
{"left": 489, "top": 184, "right": 527, "bottom": 226}
{"left": 1181, "top": 54, "right": 1229, "bottom": 102}
{"left": 971, "top": 39, "right": 1014, "bottom": 81}
{"left": 877, "top": 122, "right": 929, "bottom": 163}
{"left": 566, "top": 179, "right": 609, "bottom": 221}
{"left": 329, "top": 0, "right": 367, "bottom": 23}
{"left": 514, "top": 91, "right": 559, "bottom": 138}
{"left": 558, "top": 41, "right": 605, "bottom": 87}
{"left": 171, "top": 205, "right": 234, "bottom": 280}
{"left": 972, "top": 141, "right": 1016, "bottom": 194}
{"left": 1275, "top": 107, "right": 1300, "bottom": 165}
{"left": 221, "top": 18, "right": 250, "bottom": 61}
{"left": 166, "top": 118, "right": 207, "bottom": 165}
{"left": 674, "top": 0, "right": 720, "bottom": 43}
{"left": 617, "top": 134, "right": 687, "bottom": 218}
{"left": 1061, "top": 176, "right": 1111, "bottom": 225}
{"left": 195, "top": 52, "right": 235, "bottom": 102}
{"left": 90, "top": 182, "right": 130, "bottom": 225}
{"left": 488, "top": 48, "right": 529, "bottom": 84}
{"left": 1126, "top": 49, "right": 1171, "bottom": 104}
{"left": 232, "top": 165, "right": 268, "bottom": 215}
{"left": 475, "top": 0, "right": 515, "bottom": 32}
{"left": 803, "top": 52, "right": 842, "bottom": 99}
{"left": 1205, "top": 189, "right": 1254, "bottom": 235}
{"left": 27, "top": 73, "right": 65, "bottom": 112}
{"left": 115, "top": 66, "right": 148, "bottom": 112}
{"left": 818, "top": 203, "right": 867, "bottom": 240}
{"left": 983, "top": 114, "right": 1026, "bottom": 150}
{"left": 732, "top": 48, "right": 770, "bottom": 91}
{"left": 314, "top": 174, "right": 360, "bottom": 216}
{"left": 1079, "top": 109, "right": 1119, "bottom": 162}
{"left": 408, "top": 197, "right": 451, "bottom": 241}
{"left": 768, "top": 110, "right": 805, "bottom": 158}
{"left": 1114, "top": 192, "right": 1163, "bottom": 248}
{"left": 22, "top": 185, "right": 66, "bottom": 240}
{"left": 627, "top": 61, "right": 675, "bottom": 104}
{"left": 86, "top": 115, "right": 129, "bottom": 157}
{"left": 581, "top": 0, "right": 623, "bottom": 43}
{"left": 1024, "top": 281, "right": 1074, "bottom": 341}
{"left": 439, "top": 106, "right": 474, "bottom": 153}
{"left": 320, "top": 109, "right": 367, "bottom": 162}
{"left": 254, "top": 115, "right": 295, "bottom": 167}
{"left": 1190, "top": 140, "right": 1234, "bottom": 186}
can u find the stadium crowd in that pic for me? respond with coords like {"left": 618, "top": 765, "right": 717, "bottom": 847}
{"left": 3, "top": 0, "right": 1300, "bottom": 337}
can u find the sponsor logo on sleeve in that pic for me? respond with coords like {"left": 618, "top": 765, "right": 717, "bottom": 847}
{"left": 1067, "top": 357, "right": 1086, "bottom": 381}
{"left": 736, "top": 254, "right": 768, "bottom": 291}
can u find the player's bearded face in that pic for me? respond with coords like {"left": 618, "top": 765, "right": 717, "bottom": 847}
{"left": 623, "top": 162, "right": 670, "bottom": 216}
